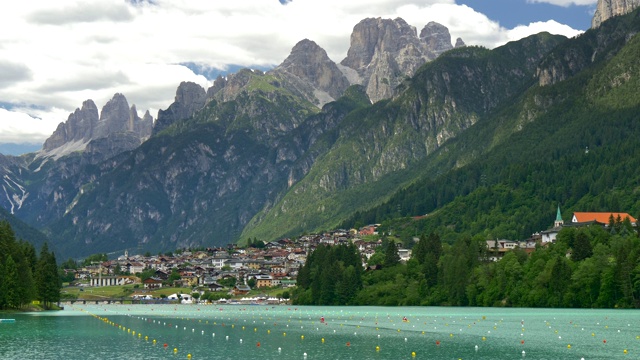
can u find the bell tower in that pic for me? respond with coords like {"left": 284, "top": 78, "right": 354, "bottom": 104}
{"left": 554, "top": 205, "right": 564, "bottom": 228}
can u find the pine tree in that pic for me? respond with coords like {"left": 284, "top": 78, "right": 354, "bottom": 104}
{"left": 572, "top": 231, "right": 593, "bottom": 261}
{"left": 384, "top": 240, "right": 400, "bottom": 267}
{"left": 36, "top": 243, "right": 61, "bottom": 309}
{"left": 412, "top": 233, "right": 429, "bottom": 264}
{"left": 4, "top": 255, "right": 20, "bottom": 309}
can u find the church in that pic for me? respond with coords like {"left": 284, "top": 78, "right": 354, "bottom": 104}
{"left": 540, "top": 207, "right": 637, "bottom": 243}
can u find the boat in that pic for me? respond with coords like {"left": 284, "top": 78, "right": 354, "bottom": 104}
{"left": 0, "top": 319, "right": 16, "bottom": 323}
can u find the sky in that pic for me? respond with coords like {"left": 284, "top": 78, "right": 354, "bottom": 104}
{"left": 0, "top": 0, "right": 598, "bottom": 153}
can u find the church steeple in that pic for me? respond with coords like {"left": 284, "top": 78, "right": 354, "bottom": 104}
{"left": 554, "top": 205, "right": 564, "bottom": 228}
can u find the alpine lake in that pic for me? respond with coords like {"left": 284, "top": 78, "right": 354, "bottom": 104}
{"left": 1, "top": 305, "right": 638, "bottom": 359}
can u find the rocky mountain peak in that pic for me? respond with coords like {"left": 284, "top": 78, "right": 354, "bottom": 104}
{"left": 95, "top": 93, "right": 131, "bottom": 139}
{"left": 340, "top": 17, "right": 462, "bottom": 103}
{"left": 274, "top": 39, "right": 350, "bottom": 106}
{"left": 341, "top": 17, "right": 419, "bottom": 71}
{"left": 41, "top": 93, "right": 153, "bottom": 159}
{"left": 42, "top": 99, "right": 99, "bottom": 152}
{"left": 153, "top": 81, "right": 207, "bottom": 135}
{"left": 455, "top": 37, "right": 466, "bottom": 48}
{"left": 420, "top": 21, "right": 454, "bottom": 57}
{"left": 592, "top": 0, "right": 640, "bottom": 28}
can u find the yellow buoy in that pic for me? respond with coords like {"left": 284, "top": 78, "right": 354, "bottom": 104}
{"left": 187, "top": 354, "right": 192, "bottom": 359}
{"left": 376, "top": 346, "right": 380, "bottom": 352}
{"left": 321, "top": 338, "right": 325, "bottom": 343}
{"left": 624, "top": 349, "right": 628, "bottom": 354}
{"left": 301, "top": 335, "right": 304, "bottom": 340}
{"left": 174, "top": 348, "right": 178, "bottom": 353}
{"left": 411, "top": 351, "right": 416, "bottom": 357}
{"left": 567, "top": 344, "right": 571, "bottom": 349}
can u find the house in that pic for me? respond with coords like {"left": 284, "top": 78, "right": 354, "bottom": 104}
{"left": 154, "top": 269, "right": 169, "bottom": 280}
{"left": 571, "top": 212, "right": 637, "bottom": 226}
{"left": 398, "top": 249, "right": 412, "bottom": 262}
{"left": 206, "top": 282, "right": 224, "bottom": 292}
{"left": 233, "top": 284, "right": 251, "bottom": 295}
{"left": 254, "top": 274, "right": 273, "bottom": 288}
{"left": 143, "top": 277, "right": 163, "bottom": 289}
{"left": 129, "top": 262, "right": 145, "bottom": 274}
{"left": 280, "top": 279, "right": 297, "bottom": 288}
{"left": 359, "top": 225, "right": 378, "bottom": 236}
{"left": 211, "top": 255, "right": 229, "bottom": 269}
{"left": 486, "top": 240, "right": 520, "bottom": 261}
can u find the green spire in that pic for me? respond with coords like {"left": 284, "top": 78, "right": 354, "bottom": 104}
{"left": 556, "top": 205, "right": 562, "bottom": 222}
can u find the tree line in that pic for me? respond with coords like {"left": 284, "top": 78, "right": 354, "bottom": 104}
{"left": 0, "top": 222, "right": 61, "bottom": 310}
{"left": 293, "top": 226, "right": 640, "bottom": 308}
{"left": 293, "top": 243, "right": 363, "bottom": 305}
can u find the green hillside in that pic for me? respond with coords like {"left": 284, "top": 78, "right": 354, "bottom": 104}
{"left": 342, "top": 10, "right": 640, "bottom": 244}
{"left": 241, "top": 33, "right": 567, "bottom": 241}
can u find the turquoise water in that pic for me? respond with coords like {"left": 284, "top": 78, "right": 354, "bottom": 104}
{"left": 1, "top": 305, "right": 638, "bottom": 359}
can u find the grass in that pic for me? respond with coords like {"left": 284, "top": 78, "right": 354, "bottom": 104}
{"left": 61, "top": 284, "right": 293, "bottom": 301}
{"left": 63, "top": 285, "right": 198, "bottom": 300}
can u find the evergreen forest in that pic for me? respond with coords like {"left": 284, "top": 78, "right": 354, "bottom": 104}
{"left": 0, "top": 222, "right": 61, "bottom": 310}
{"left": 293, "top": 223, "right": 640, "bottom": 308}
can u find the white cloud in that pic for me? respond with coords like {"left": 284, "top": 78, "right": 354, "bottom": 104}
{"left": 505, "top": 20, "right": 583, "bottom": 43}
{"left": 26, "top": 2, "right": 135, "bottom": 25}
{"left": 0, "top": 108, "right": 63, "bottom": 145}
{"left": 0, "top": 0, "right": 586, "bottom": 146}
{"left": 526, "top": 0, "right": 598, "bottom": 7}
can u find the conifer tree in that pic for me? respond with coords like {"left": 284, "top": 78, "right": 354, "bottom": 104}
{"left": 36, "top": 243, "right": 61, "bottom": 309}
{"left": 4, "top": 255, "right": 20, "bottom": 309}
{"left": 384, "top": 240, "right": 400, "bottom": 267}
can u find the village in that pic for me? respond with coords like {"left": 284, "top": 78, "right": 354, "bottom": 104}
{"left": 65, "top": 230, "right": 387, "bottom": 304}
{"left": 64, "top": 210, "right": 637, "bottom": 304}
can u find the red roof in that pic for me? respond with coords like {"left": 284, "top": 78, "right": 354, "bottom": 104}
{"left": 572, "top": 212, "right": 637, "bottom": 224}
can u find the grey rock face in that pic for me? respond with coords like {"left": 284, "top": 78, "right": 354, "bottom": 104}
{"left": 455, "top": 37, "right": 466, "bottom": 48}
{"left": 41, "top": 93, "right": 153, "bottom": 159}
{"left": 420, "top": 21, "right": 454, "bottom": 57}
{"left": 153, "top": 81, "right": 207, "bottom": 135}
{"left": 340, "top": 18, "right": 460, "bottom": 103}
{"left": 95, "top": 93, "right": 132, "bottom": 139}
{"left": 206, "top": 69, "right": 256, "bottom": 103}
{"left": 592, "top": 0, "right": 640, "bottom": 28}
{"left": 273, "top": 39, "right": 350, "bottom": 106}
{"left": 43, "top": 100, "right": 99, "bottom": 151}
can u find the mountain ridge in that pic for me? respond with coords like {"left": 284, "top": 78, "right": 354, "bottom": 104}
{"left": 1, "top": 12, "right": 639, "bottom": 258}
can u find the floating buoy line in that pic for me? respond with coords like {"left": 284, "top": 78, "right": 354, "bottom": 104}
{"left": 68, "top": 304, "right": 638, "bottom": 359}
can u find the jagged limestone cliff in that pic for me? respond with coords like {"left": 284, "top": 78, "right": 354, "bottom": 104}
{"left": 592, "top": 0, "right": 640, "bottom": 28}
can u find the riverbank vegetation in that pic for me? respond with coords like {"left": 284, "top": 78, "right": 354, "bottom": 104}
{"left": 293, "top": 226, "right": 640, "bottom": 308}
{"left": 0, "top": 221, "right": 61, "bottom": 310}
